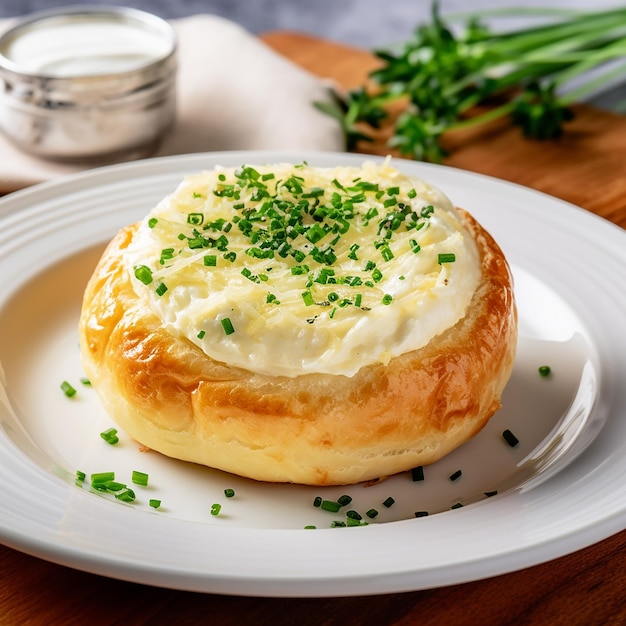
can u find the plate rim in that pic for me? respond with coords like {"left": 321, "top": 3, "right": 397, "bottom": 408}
{"left": 1, "top": 149, "right": 625, "bottom": 597}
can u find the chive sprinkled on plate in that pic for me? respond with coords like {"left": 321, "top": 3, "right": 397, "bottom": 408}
{"left": 224, "top": 488, "right": 235, "bottom": 498}
{"left": 502, "top": 429, "right": 520, "bottom": 447}
{"left": 149, "top": 499, "right": 162, "bottom": 509}
{"left": 100, "top": 428, "right": 119, "bottom": 445}
{"left": 366, "top": 508, "right": 379, "bottom": 519}
{"left": 210, "top": 503, "right": 222, "bottom": 516}
{"left": 449, "top": 469, "right": 462, "bottom": 482}
{"left": 538, "top": 365, "right": 551, "bottom": 377}
{"left": 321, "top": 500, "right": 341, "bottom": 513}
{"left": 131, "top": 470, "right": 149, "bottom": 486}
{"left": 60, "top": 381, "right": 77, "bottom": 398}
{"left": 337, "top": 494, "right": 352, "bottom": 507}
{"left": 382, "top": 497, "right": 395, "bottom": 508}
{"left": 414, "top": 511, "right": 429, "bottom": 518}
{"left": 411, "top": 466, "right": 424, "bottom": 482}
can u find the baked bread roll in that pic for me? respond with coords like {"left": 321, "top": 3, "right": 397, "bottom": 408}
{"left": 79, "top": 160, "right": 517, "bottom": 486}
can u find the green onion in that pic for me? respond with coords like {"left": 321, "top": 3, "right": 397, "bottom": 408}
{"left": 104, "top": 480, "right": 126, "bottom": 492}
{"left": 338, "top": 494, "right": 352, "bottom": 507}
{"left": 411, "top": 466, "right": 424, "bottom": 482}
{"left": 221, "top": 317, "right": 235, "bottom": 335}
{"left": 304, "top": 525, "right": 317, "bottom": 529}
{"left": 438, "top": 253, "right": 456, "bottom": 264}
{"left": 450, "top": 502, "right": 464, "bottom": 510}
{"left": 449, "top": 469, "right": 462, "bottom": 481}
{"left": 224, "top": 488, "right": 235, "bottom": 498}
{"left": 382, "top": 294, "right": 393, "bottom": 305}
{"left": 148, "top": 217, "right": 158, "bottom": 228}
{"left": 301, "top": 291, "right": 314, "bottom": 306}
{"left": 60, "top": 381, "right": 77, "bottom": 398}
{"left": 313, "top": 496, "right": 322, "bottom": 508}
{"left": 155, "top": 282, "right": 168, "bottom": 297}
{"left": 204, "top": 255, "right": 217, "bottom": 266}
{"left": 91, "top": 471, "right": 115, "bottom": 486}
{"left": 321, "top": 500, "right": 341, "bottom": 513}
{"left": 210, "top": 503, "right": 222, "bottom": 516}
{"left": 99, "top": 428, "right": 119, "bottom": 445}
{"left": 538, "top": 365, "right": 551, "bottom": 377}
{"left": 330, "top": 521, "right": 346, "bottom": 528}
{"left": 80, "top": 377, "right": 91, "bottom": 386}
{"left": 346, "top": 510, "right": 362, "bottom": 520}
{"left": 197, "top": 330, "right": 206, "bottom": 339}
{"left": 502, "top": 429, "right": 520, "bottom": 447}
{"left": 115, "top": 488, "right": 136, "bottom": 503}
{"left": 149, "top": 499, "right": 161, "bottom": 509}
{"left": 75, "top": 470, "right": 86, "bottom": 483}
{"left": 131, "top": 470, "right": 149, "bottom": 486}
{"left": 366, "top": 508, "right": 379, "bottom": 519}
{"left": 484, "top": 490, "right": 498, "bottom": 497}
{"left": 134, "top": 265, "right": 153, "bottom": 285}
{"left": 414, "top": 511, "right": 429, "bottom": 518}
{"left": 382, "top": 497, "right": 395, "bottom": 508}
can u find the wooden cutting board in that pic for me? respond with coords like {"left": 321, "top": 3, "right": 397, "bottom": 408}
{"left": 262, "top": 31, "right": 626, "bottom": 230}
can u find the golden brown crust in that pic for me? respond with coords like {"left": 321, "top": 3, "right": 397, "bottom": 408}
{"left": 79, "top": 209, "right": 517, "bottom": 485}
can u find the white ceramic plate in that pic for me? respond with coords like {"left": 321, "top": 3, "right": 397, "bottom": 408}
{"left": 0, "top": 151, "right": 625, "bottom": 597}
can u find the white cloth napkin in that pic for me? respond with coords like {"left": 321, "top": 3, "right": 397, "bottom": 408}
{"left": 0, "top": 14, "right": 344, "bottom": 193}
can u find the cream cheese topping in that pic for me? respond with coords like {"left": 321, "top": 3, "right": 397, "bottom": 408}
{"left": 124, "top": 160, "right": 481, "bottom": 377}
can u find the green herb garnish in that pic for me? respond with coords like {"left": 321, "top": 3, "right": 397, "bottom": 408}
{"left": 316, "top": 4, "right": 626, "bottom": 161}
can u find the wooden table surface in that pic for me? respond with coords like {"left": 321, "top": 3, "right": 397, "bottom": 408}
{"left": 1, "top": 32, "right": 626, "bottom": 626}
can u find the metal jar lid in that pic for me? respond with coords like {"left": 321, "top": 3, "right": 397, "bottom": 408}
{"left": 0, "top": 5, "right": 177, "bottom": 163}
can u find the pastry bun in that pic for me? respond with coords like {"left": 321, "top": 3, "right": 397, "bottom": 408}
{"left": 79, "top": 173, "right": 517, "bottom": 486}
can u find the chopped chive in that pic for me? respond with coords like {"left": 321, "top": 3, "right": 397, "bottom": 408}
{"left": 502, "top": 429, "right": 520, "bottom": 447}
{"left": 330, "top": 521, "right": 346, "bottom": 528}
{"left": 149, "top": 499, "right": 161, "bottom": 509}
{"left": 75, "top": 470, "right": 86, "bottom": 483}
{"left": 414, "top": 511, "right": 429, "bottom": 518}
{"left": 449, "top": 469, "right": 462, "bottom": 482}
{"left": 337, "top": 494, "right": 352, "bottom": 507}
{"left": 450, "top": 502, "right": 463, "bottom": 509}
{"left": 80, "top": 377, "right": 91, "bottom": 386}
{"left": 321, "top": 500, "right": 341, "bottom": 513}
{"left": 382, "top": 497, "right": 395, "bottom": 508}
{"left": 210, "top": 503, "right": 222, "bottom": 516}
{"left": 60, "top": 380, "right": 77, "bottom": 398}
{"left": 155, "top": 282, "right": 168, "bottom": 297}
{"left": 204, "top": 255, "right": 217, "bottom": 266}
{"left": 382, "top": 294, "right": 393, "bottom": 305}
{"left": 104, "top": 480, "right": 126, "bottom": 492}
{"left": 411, "top": 466, "right": 424, "bottom": 482}
{"left": 301, "top": 290, "right": 314, "bottom": 306}
{"left": 313, "top": 496, "right": 322, "bottom": 508}
{"left": 438, "top": 253, "right": 456, "bottom": 264}
{"left": 134, "top": 265, "right": 153, "bottom": 285}
{"left": 99, "top": 428, "right": 119, "bottom": 445}
{"left": 224, "top": 488, "right": 235, "bottom": 498}
{"left": 304, "top": 525, "right": 316, "bottom": 529}
{"left": 148, "top": 217, "right": 158, "bottom": 228}
{"left": 346, "top": 510, "right": 362, "bottom": 520}
{"left": 221, "top": 317, "right": 235, "bottom": 335}
{"left": 91, "top": 471, "right": 115, "bottom": 485}
{"left": 538, "top": 365, "right": 551, "bottom": 377}
{"left": 197, "top": 330, "right": 206, "bottom": 339}
{"left": 131, "top": 470, "right": 149, "bottom": 486}
{"left": 115, "top": 488, "right": 136, "bottom": 503}
{"left": 366, "top": 508, "right": 379, "bottom": 519}
{"left": 484, "top": 490, "right": 498, "bottom": 497}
